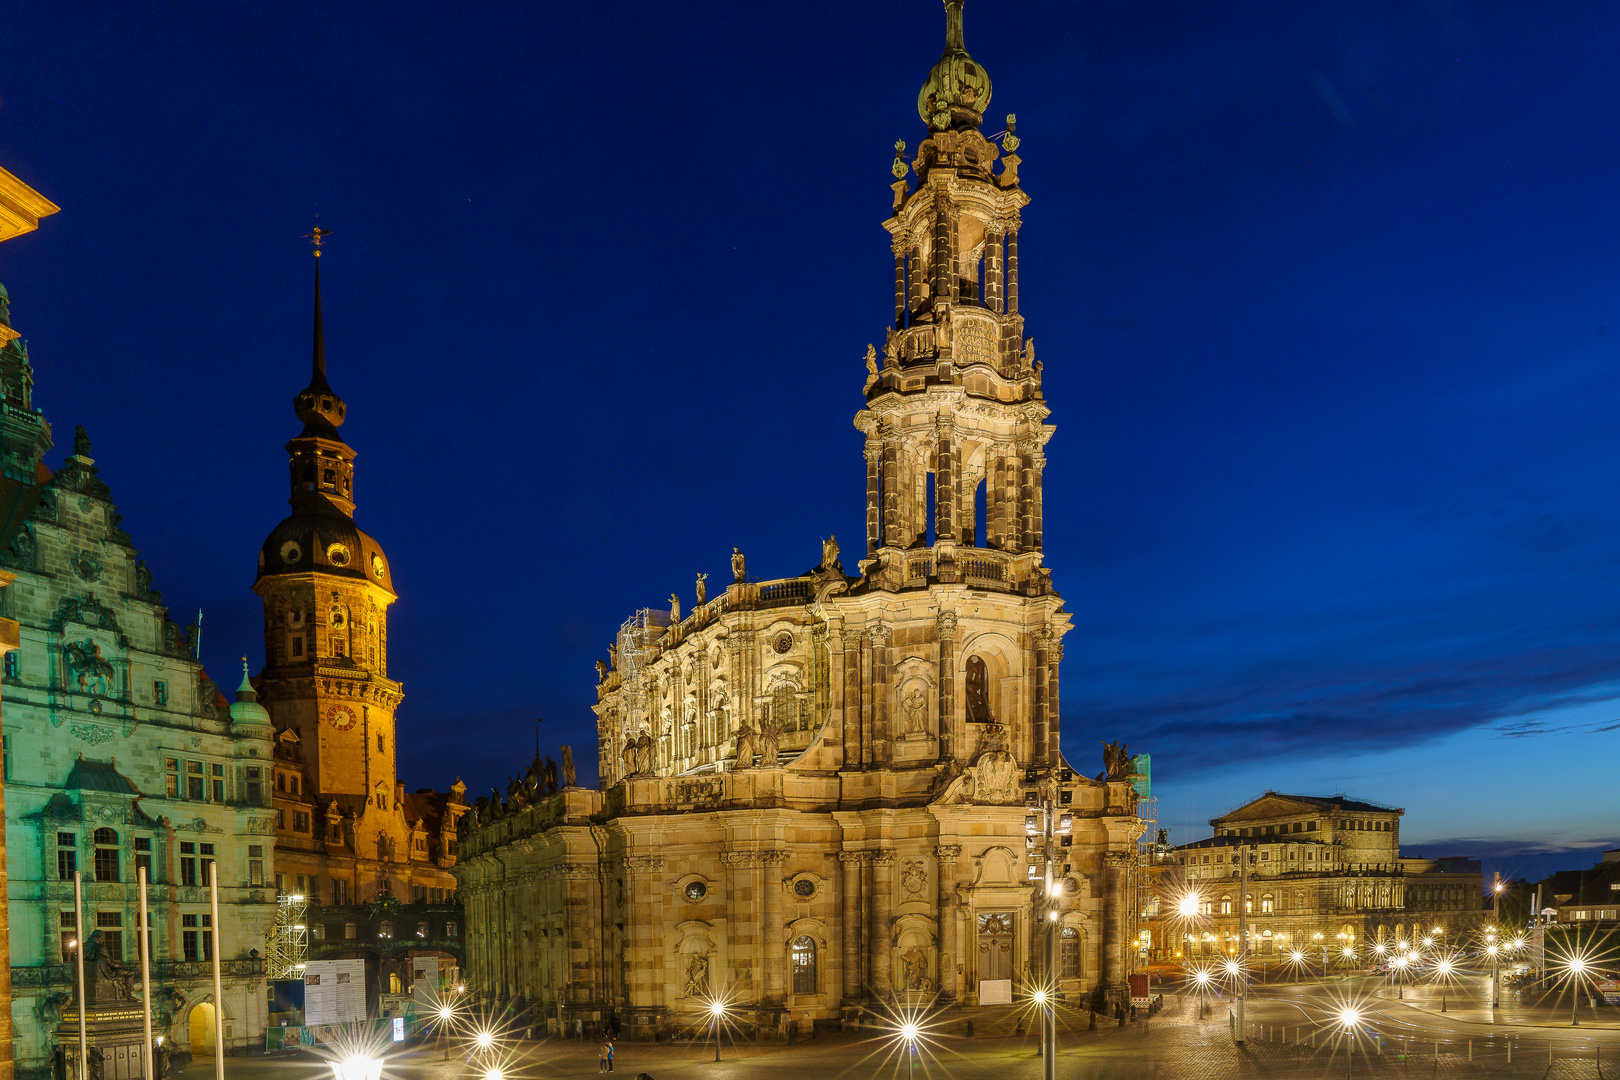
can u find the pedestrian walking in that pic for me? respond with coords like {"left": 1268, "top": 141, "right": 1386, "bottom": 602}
{"left": 607, "top": 1041, "right": 615, "bottom": 1072}
{"left": 599, "top": 1043, "right": 610, "bottom": 1072}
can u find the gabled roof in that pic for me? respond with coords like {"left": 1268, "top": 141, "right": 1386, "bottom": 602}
{"left": 64, "top": 756, "right": 140, "bottom": 795}
{"left": 1213, "top": 791, "right": 1401, "bottom": 824}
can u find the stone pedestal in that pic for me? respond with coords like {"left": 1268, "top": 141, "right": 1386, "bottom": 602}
{"left": 56, "top": 957, "right": 148, "bottom": 1080}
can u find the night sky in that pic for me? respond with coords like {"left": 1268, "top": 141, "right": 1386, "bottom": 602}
{"left": 3, "top": 2, "right": 1619, "bottom": 883}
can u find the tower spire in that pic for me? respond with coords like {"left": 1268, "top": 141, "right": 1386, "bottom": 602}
{"left": 308, "top": 225, "right": 333, "bottom": 394}
{"left": 918, "top": 0, "right": 991, "bottom": 132}
{"left": 286, "top": 229, "right": 357, "bottom": 516}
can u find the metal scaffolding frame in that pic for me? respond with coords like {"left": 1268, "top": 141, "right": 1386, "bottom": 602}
{"left": 265, "top": 892, "right": 309, "bottom": 982}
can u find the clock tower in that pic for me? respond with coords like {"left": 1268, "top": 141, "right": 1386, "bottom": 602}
{"left": 251, "top": 252, "right": 459, "bottom": 906}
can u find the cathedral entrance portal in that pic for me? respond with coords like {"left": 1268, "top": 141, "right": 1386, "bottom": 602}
{"left": 977, "top": 912, "right": 1014, "bottom": 982}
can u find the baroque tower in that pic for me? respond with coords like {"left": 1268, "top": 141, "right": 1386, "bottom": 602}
{"left": 456, "top": 2, "right": 1144, "bottom": 1037}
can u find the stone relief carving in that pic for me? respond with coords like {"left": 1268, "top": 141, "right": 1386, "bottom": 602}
{"left": 64, "top": 639, "right": 115, "bottom": 696}
{"left": 900, "top": 947, "right": 933, "bottom": 992}
{"left": 683, "top": 952, "right": 710, "bottom": 998}
{"left": 901, "top": 682, "right": 928, "bottom": 736}
{"left": 900, "top": 859, "right": 927, "bottom": 900}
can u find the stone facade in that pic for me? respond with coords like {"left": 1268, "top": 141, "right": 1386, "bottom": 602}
{"left": 0, "top": 287, "right": 274, "bottom": 1076}
{"left": 251, "top": 259, "right": 466, "bottom": 994}
{"left": 1142, "top": 792, "right": 1484, "bottom": 964}
{"left": 455, "top": 3, "right": 1143, "bottom": 1039}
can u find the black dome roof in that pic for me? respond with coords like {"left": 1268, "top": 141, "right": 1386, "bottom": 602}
{"left": 256, "top": 504, "right": 394, "bottom": 594}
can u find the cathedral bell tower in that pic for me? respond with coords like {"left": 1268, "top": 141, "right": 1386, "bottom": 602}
{"left": 253, "top": 247, "right": 404, "bottom": 838}
{"left": 858, "top": 0, "right": 1048, "bottom": 583}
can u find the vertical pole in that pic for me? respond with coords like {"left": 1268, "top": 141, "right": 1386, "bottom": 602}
{"left": 74, "top": 870, "right": 87, "bottom": 1080}
{"left": 1235, "top": 845, "right": 1247, "bottom": 1044}
{"left": 139, "top": 865, "right": 153, "bottom": 1080}
{"left": 210, "top": 863, "right": 225, "bottom": 1080}
{"left": 1042, "top": 795, "right": 1055, "bottom": 1080}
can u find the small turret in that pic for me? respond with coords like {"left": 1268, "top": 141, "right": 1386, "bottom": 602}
{"left": 229, "top": 659, "right": 272, "bottom": 727}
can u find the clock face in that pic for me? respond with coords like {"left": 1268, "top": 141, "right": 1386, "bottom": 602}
{"left": 327, "top": 704, "right": 357, "bottom": 731}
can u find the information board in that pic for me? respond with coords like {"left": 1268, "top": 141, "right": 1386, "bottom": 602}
{"left": 304, "top": 959, "right": 368, "bottom": 1025}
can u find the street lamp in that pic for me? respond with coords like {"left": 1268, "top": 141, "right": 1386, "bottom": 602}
{"left": 1569, "top": 958, "right": 1588, "bottom": 1026}
{"left": 1339, "top": 1007, "right": 1361, "bottom": 1080}
{"left": 330, "top": 1059, "right": 383, "bottom": 1080}
{"left": 709, "top": 999, "right": 726, "bottom": 1061}
{"left": 436, "top": 1004, "right": 457, "bottom": 1061}
{"left": 1487, "top": 943, "right": 1501, "bottom": 1008}
{"left": 900, "top": 1021, "right": 921, "bottom": 1080}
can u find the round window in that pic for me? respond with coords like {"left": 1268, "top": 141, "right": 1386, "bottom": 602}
{"left": 793, "top": 878, "right": 815, "bottom": 898}
{"left": 327, "top": 543, "right": 352, "bottom": 567}
{"left": 685, "top": 881, "right": 707, "bottom": 901}
{"left": 280, "top": 541, "right": 302, "bottom": 565}
{"left": 773, "top": 632, "right": 793, "bottom": 654}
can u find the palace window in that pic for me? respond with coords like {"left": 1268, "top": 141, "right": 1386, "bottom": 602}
{"left": 200, "top": 843, "right": 215, "bottom": 887}
{"left": 1260, "top": 894, "right": 1274, "bottom": 914}
{"left": 312, "top": 923, "right": 326, "bottom": 941}
{"left": 416, "top": 922, "right": 428, "bottom": 938}
{"left": 289, "top": 775, "right": 299, "bottom": 795}
{"left": 791, "top": 936, "right": 816, "bottom": 995}
{"left": 60, "top": 911, "right": 76, "bottom": 962}
{"left": 248, "top": 845, "right": 264, "bottom": 887}
{"left": 181, "top": 913, "right": 212, "bottom": 961}
{"left": 1060, "top": 926, "right": 1080, "bottom": 978}
{"left": 245, "top": 766, "right": 262, "bottom": 804}
{"left": 445, "top": 920, "right": 457, "bottom": 937}
{"left": 345, "top": 923, "right": 356, "bottom": 940}
{"left": 153, "top": 679, "right": 167, "bottom": 705}
{"left": 291, "top": 636, "right": 304, "bottom": 658}
{"left": 333, "top": 879, "right": 350, "bottom": 906}
{"left": 186, "top": 761, "right": 204, "bottom": 800}
{"left": 93, "top": 828, "right": 120, "bottom": 882}
{"left": 1219, "top": 895, "right": 1232, "bottom": 915}
{"left": 57, "top": 832, "right": 77, "bottom": 881}
{"left": 135, "top": 837, "right": 152, "bottom": 883}
{"left": 3, "top": 652, "right": 16, "bottom": 680}
{"left": 211, "top": 763, "right": 225, "bottom": 802}
{"left": 96, "top": 911, "right": 123, "bottom": 960}
{"left": 180, "top": 842, "right": 197, "bottom": 887}
{"left": 294, "top": 811, "right": 310, "bottom": 833}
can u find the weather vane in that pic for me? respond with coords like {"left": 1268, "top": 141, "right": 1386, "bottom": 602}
{"left": 305, "top": 224, "right": 333, "bottom": 257}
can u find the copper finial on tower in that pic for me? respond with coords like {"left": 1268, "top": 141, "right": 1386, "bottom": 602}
{"left": 918, "top": 0, "right": 992, "bottom": 132}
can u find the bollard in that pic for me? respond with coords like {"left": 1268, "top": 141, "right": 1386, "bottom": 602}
{"left": 1507, "top": 1041, "right": 1511, "bottom": 1064}
{"left": 1468, "top": 1041, "right": 1472, "bottom": 1061}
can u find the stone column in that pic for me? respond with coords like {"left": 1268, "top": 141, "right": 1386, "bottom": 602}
{"left": 1032, "top": 629, "right": 1050, "bottom": 768}
{"left": 1019, "top": 440, "right": 1035, "bottom": 554}
{"left": 839, "top": 852, "right": 866, "bottom": 1002}
{"left": 865, "top": 442, "right": 882, "bottom": 554}
{"left": 935, "top": 845, "right": 961, "bottom": 1002}
{"left": 1031, "top": 450, "right": 1045, "bottom": 552}
{"left": 841, "top": 627, "right": 862, "bottom": 768}
{"left": 762, "top": 852, "right": 788, "bottom": 1004}
{"left": 894, "top": 244, "right": 907, "bottom": 328}
{"left": 1007, "top": 228, "right": 1020, "bottom": 315}
{"left": 1102, "top": 852, "right": 1130, "bottom": 997}
{"left": 1047, "top": 639, "right": 1062, "bottom": 764}
{"left": 934, "top": 415, "right": 955, "bottom": 545}
{"left": 985, "top": 229, "right": 1004, "bottom": 314}
{"left": 624, "top": 855, "right": 664, "bottom": 1028}
{"left": 870, "top": 851, "right": 895, "bottom": 996}
{"left": 909, "top": 244, "right": 925, "bottom": 314}
{"left": 881, "top": 435, "right": 900, "bottom": 549}
{"left": 948, "top": 211, "right": 962, "bottom": 306}
{"left": 870, "top": 624, "right": 893, "bottom": 764}
{"left": 721, "top": 850, "right": 756, "bottom": 1003}
{"left": 932, "top": 199, "right": 951, "bottom": 304}
{"left": 936, "top": 612, "right": 957, "bottom": 761}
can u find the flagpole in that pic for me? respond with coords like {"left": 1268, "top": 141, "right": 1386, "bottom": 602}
{"left": 209, "top": 863, "right": 224, "bottom": 1080}
{"left": 139, "top": 865, "right": 153, "bottom": 1080}
{"left": 73, "top": 869, "right": 87, "bottom": 1080}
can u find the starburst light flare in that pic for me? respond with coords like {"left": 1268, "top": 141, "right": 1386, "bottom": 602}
{"left": 851, "top": 990, "right": 956, "bottom": 1080}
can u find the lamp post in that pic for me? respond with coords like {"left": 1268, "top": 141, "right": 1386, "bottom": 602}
{"left": 709, "top": 1000, "right": 725, "bottom": 1062}
{"left": 1569, "top": 959, "right": 1587, "bottom": 1026}
{"left": 900, "top": 1022, "right": 920, "bottom": 1080}
{"left": 1486, "top": 935, "right": 1500, "bottom": 1009}
{"left": 1025, "top": 796, "right": 1070, "bottom": 1080}
{"left": 1340, "top": 1008, "right": 1361, "bottom": 1080}
{"left": 437, "top": 1005, "right": 456, "bottom": 1061}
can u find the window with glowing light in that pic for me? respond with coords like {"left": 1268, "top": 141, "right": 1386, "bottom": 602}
{"left": 791, "top": 935, "right": 816, "bottom": 995}
{"left": 1060, "top": 926, "right": 1080, "bottom": 978}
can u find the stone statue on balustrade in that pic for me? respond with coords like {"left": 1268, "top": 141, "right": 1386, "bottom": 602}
{"left": 695, "top": 572, "right": 707, "bottom": 605}
{"left": 561, "top": 745, "right": 576, "bottom": 788}
{"left": 733, "top": 720, "right": 756, "bottom": 769}
{"left": 731, "top": 547, "right": 745, "bottom": 583}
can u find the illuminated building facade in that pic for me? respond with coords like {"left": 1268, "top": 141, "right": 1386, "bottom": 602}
{"left": 1142, "top": 792, "right": 1483, "bottom": 965}
{"left": 0, "top": 282, "right": 275, "bottom": 1073}
{"left": 251, "top": 259, "right": 466, "bottom": 994}
{"left": 455, "top": 2, "right": 1144, "bottom": 1038}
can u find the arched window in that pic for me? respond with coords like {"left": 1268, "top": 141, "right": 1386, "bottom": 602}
{"left": 1260, "top": 894, "right": 1274, "bottom": 914}
{"left": 791, "top": 936, "right": 816, "bottom": 995}
{"left": 1219, "top": 895, "right": 1232, "bottom": 915}
{"left": 1060, "top": 926, "right": 1080, "bottom": 978}
{"left": 772, "top": 684, "right": 799, "bottom": 732}
{"left": 93, "top": 829, "right": 119, "bottom": 883}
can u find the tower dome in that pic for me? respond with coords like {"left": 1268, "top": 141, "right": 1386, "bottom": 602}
{"left": 918, "top": 0, "right": 992, "bottom": 132}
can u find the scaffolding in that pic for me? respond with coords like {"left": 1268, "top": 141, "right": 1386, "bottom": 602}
{"left": 1131, "top": 795, "right": 1161, "bottom": 974}
{"left": 265, "top": 892, "right": 309, "bottom": 981}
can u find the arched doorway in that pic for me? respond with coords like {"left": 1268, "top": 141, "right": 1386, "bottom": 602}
{"left": 189, "top": 1003, "right": 216, "bottom": 1058}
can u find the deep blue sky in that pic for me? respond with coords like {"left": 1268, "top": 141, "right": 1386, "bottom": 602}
{"left": 3, "top": 2, "right": 1619, "bottom": 881}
